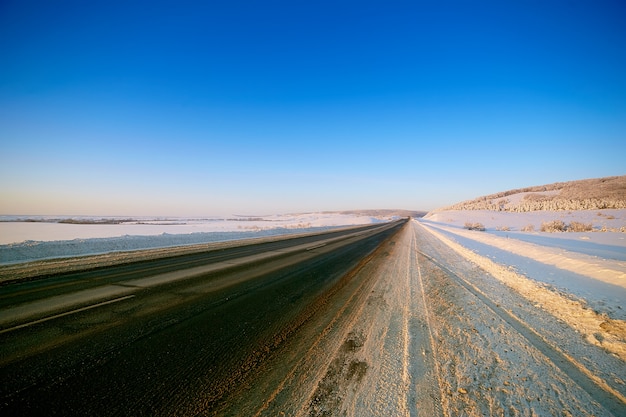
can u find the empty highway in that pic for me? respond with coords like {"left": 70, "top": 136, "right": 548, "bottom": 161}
{"left": 0, "top": 220, "right": 405, "bottom": 416}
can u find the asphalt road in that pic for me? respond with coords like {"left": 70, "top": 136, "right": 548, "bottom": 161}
{"left": 0, "top": 220, "right": 405, "bottom": 416}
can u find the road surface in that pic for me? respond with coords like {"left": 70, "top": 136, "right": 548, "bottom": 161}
{"left": 0, "top": 221, "right": 403, "bottom": 415}
{"left": 1, "top": 219, "right": 624, "bottom": 416}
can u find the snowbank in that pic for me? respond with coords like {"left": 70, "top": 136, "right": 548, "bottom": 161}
{"left": 419, "top": 210, "right": 626, "bottom": 322}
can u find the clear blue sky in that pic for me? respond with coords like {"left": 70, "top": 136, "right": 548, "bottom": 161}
{"left": 1, "top": 0, "right": 625, "bottom": 216}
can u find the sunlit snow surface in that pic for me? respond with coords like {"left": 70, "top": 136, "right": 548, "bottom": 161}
{"left": 424, "top": 209, "right": 626, "bottom": 261}
{"left": 421, "top": 209, "right": 626, "bottom": 320}
{"left": 0, "top": 213, "right": 390, "bottom": 264}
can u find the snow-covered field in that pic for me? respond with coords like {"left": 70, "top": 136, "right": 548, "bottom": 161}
{"left": 0, "top": 213, "right": 392, "bottom": 265}
{"left": 421, "top": 209, "right": 626, "bottom": 322}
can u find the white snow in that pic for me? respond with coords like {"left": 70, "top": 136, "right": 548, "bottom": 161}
{"left": 0, "top": 213, "right": 392, "bottom": 265}
{"left": 420, "top": 209, "right": 626, "bottom": 321}
{"left": 425, "top": 208, "right": 626, "bottom": 233}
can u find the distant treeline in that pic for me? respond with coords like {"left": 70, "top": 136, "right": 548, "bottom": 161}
{"left": 0, "top": 218, "right": 135, "bottom": 224}
{"left": 58, "top": 218, "right": 134, "bottom": 225}
{"left": 434, "top": 175, "right": 626, "bottom": 213}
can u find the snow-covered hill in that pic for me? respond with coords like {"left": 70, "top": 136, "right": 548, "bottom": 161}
{"left": 430, "top": 175, "right": 626, "bottom": 213}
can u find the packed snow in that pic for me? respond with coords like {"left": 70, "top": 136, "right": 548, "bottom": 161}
{"left": 0, "top": 213, "right": 393, "bottom": 265}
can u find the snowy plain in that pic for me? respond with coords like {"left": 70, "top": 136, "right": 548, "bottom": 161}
{"left": 0, "top": 213, "right": 392, "bottom": 265}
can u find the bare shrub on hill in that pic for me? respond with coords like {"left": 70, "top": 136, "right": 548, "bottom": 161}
{"left": 521, "top": 224, "right": 535, "bottom": 232}
{"left": 541, "top": 220, "right": 566, "bottom": 232}
{"left": 539, "top": 220, "right": 594, "bottom": 232}
{"left": 464, "top": 222, "right": 486, "bottom": 231}
{"left": 568, "top": 222, "right": 593, "bottom": 232}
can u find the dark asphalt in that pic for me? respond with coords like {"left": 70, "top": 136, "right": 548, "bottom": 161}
{"left": 0, "top": 223, "right": 389, "bottom": 309}
{"left": 0, "top": 220, "right": 405, "bottom": 416}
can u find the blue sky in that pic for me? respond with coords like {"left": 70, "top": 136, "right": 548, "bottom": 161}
{"left": 1, "top": 0, "right": 625, "bottom": 216}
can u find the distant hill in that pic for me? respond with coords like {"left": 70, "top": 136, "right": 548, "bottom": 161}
{"left": 432, "top": 175, "right": 626, "bottom": 213}
{"left": 329, "top": 209, "right": 427, "bottom": 218}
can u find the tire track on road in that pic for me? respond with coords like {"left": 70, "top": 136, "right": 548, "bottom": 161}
{"left": 410, "top": 225, "right": 447, "bottom": 417}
